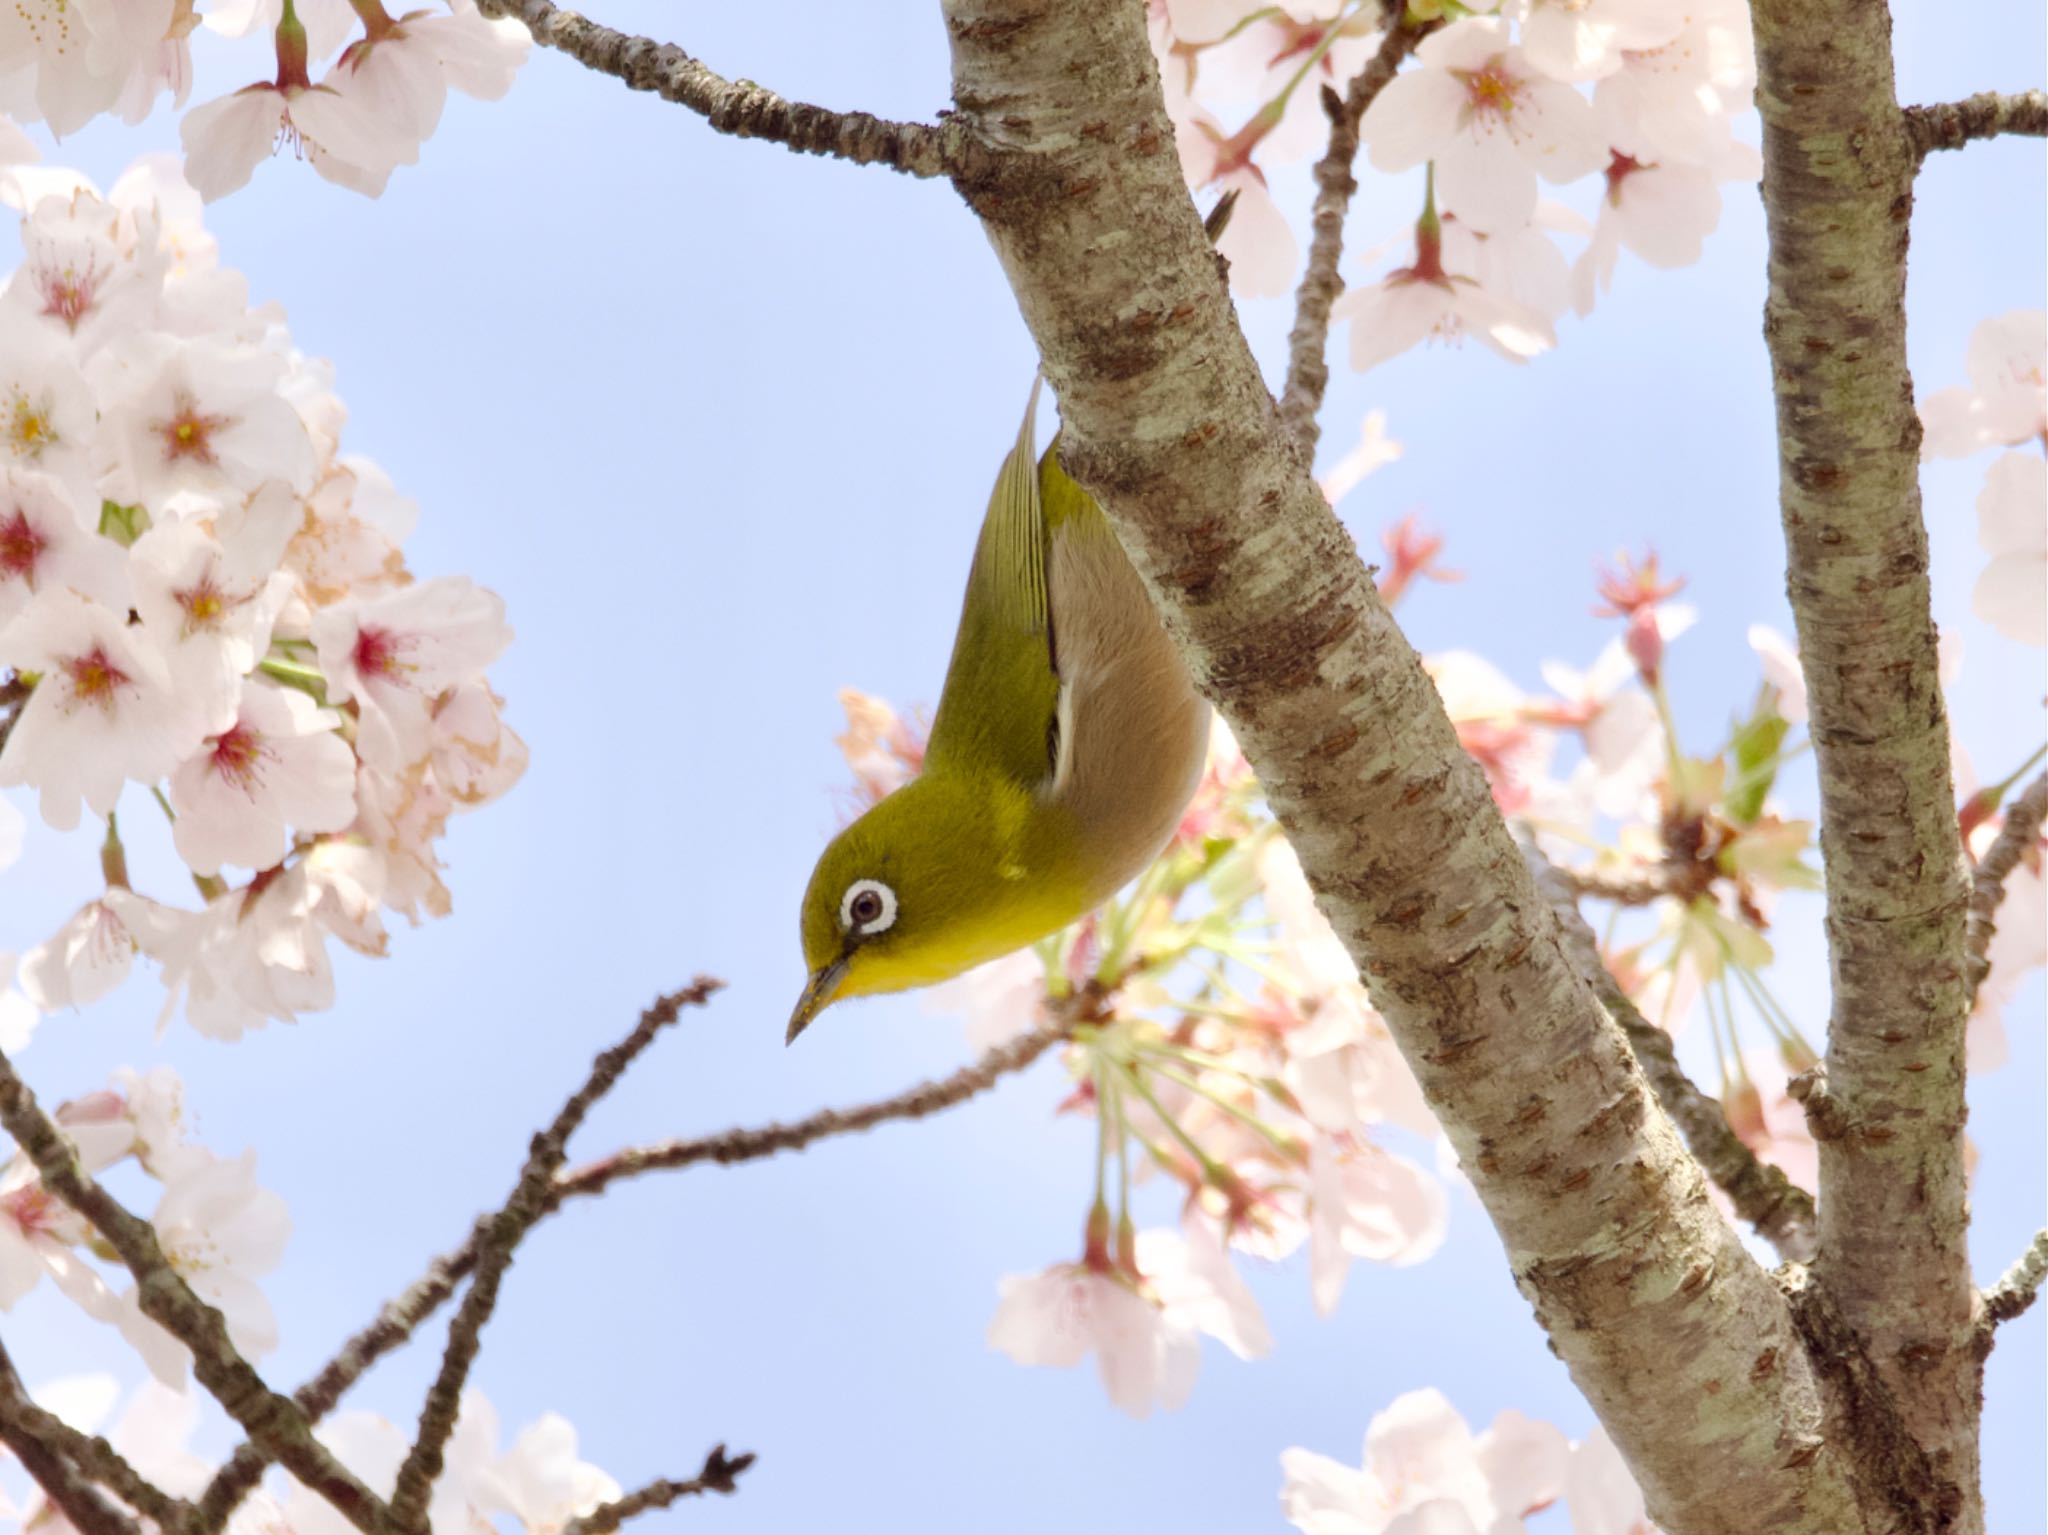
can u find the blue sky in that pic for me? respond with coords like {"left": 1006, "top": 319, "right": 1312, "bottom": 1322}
{"left": 2, "top": 3, "right": 2042, "bottom": 1532}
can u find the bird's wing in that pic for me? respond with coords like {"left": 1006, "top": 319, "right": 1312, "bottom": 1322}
{"left": 924, "top": 377, "right": 1063, "bottom": 788}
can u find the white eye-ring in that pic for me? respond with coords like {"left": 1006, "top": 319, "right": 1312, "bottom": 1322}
{"left": 840, "top": 878, "right": 897, "bottom": 935}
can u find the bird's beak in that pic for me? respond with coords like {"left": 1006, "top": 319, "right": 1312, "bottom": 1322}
{"left": 787, "top": 955, "right": 851, "bottom": 1046}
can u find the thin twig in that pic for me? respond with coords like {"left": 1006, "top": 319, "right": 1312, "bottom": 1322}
{"left": 1965, "top": 772, "right": 2046, "bottom": 1001}
{"left": 386, "top": 978, "right": 723, "bottom": 1532}
{"left": 1277, "top": 12, "right": 1434, "bottom": 454}
{"left": 0, "top": 1053, "right": 390, "bottom": 1535}
{"left": 0, "top": 1340, "right": 142, "bottom": 1535}
{"left": 1982, "top": 1228, "right": 2048, "bottom": 1329}
{"left": 197, "top": 1009, "right": 1069, "bottom": 1530}
{"left": 472, "top": 0, "right": 962, "bottom": 178}
{"left": 1550, "top": 864, "right": 1675, "bottom": 907}
{"left": 0, "top": 1336, "right": 198, "bottom": 1535}
{"left": 1904, "top": 89, "right": 2048, "bottom": 159}
{"left": 563, "top": 1445, "right": 755, "bottom": 1535}
{"left": 1528, "top": 849, "right": 1819, "bottom": 1263}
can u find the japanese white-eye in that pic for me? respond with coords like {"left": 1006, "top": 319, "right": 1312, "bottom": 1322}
{"left": 788, "top": 380, "right": 1211, "bottom": 1042}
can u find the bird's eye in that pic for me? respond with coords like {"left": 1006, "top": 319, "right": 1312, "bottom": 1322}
{"left": 840, "top": 878, "right": 897, "bottom": 935}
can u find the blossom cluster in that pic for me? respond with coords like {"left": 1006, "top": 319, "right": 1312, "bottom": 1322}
{"left": 0, "top": 1065, "right": 288, "bottom": 1385}
{"left": 1152, "top": 0, "right": 1761, "bottom": 368}
{"left": 1281, "top": 1388, "right": 1661, "bottom": 1535}
{"left": 0, "top": 153, "right": 525, "bottom": 1042}
{"left": 0, "top": 0, "right": 526, "bottom": 203}
{"left": 0, "top": 1374, "right": 618, "bottom": 1535}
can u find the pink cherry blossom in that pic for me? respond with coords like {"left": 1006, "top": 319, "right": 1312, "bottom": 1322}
{"left": 320, "top": 0, "right": 529, "bottom": 150}
{"left": 1307, "top": 1135, "right": 1448, "bottom": 1314}
{"left": 0, "top": 0, "right": 173, "bottom": 137}
{"left": 987, "top": 1262, "right": 1200, "bottom": 1417}
{"left": 2, "top": 187, "right": 158, "bottom": 348}
{"left": 1919, "top": 309, "right": 2046, "bottom": 457}
{"left": 1513, "top": 0, "right": 1687, "bottom": 85}
{"left": 1281, "top": 1389, "right": 1568, "bottom": 1535}
{"left": 1361, "top": 19, "right": 1606, "bottom": 234}
{"left": 168, "top": 679, "right": 357, "bottom": 874}
{"left": 0, "top": 310, "right": 98, "bottom": 497}
{"left": 1337, "top": 228, "right": 1555, "bottom": 373}
{"left": 178, "top": 79, "right": 410, "bottom": 201}
{"left": 129, "top": 513, "right": 295, "bottom": 727}
{"left": 312, "top": 574, "right": 513, "bottom": 770}
{"left": 0, "top": 589, "right": 201, "bottom": 829}
{"left": 1971, "top": 452, "right": 2045, "bottom": 646}
{"left": 1572, "top": 144, "right": 1759, "bottom": 314}
{"left": 0, "top": 466, "right": 129, "bottom": 628}
{"left": 1134, "top": 1215, "right": 1274, "bottom": 1361}
{"left": 19, "top": 899, "right": 140, "bottom": 1011}
{"left": 94, "top": 333, "right": 316, "bottom": 502}
{"left": 1593, "top": 0, "right": 1755, "bottom": 168}
{"left": 1319, "top": 410, "right": 1403, "bottom": 508}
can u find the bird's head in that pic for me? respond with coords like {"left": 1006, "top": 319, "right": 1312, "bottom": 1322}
{"left": 788, "top": 777, "right": 1082, "bottom": 1043}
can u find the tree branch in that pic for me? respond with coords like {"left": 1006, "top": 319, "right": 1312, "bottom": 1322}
{"left": 1529, "top": 850, "right": 1818, "bottom": 1264}
{"left": 1277, "top": 15, "right": 1432, "bottom": 452}
{"left": 1981, "top": 1229, "right": 2048, "bottom": 1330}
{"left": 472, "top": 0, "right": 963, "bottom": 178}
{"left": 0, "top": 1335, "right": 197, "bottom": 1535}
{"left": 200, "top": 1006, "right": 1067, "bottom": 1531}
{"left": 938, "top": 2, "right": 1859, "bottom": 1527}
{"left": 562, "top": 1445, "right": 755, "bottom": 1535}
{"left": 1965, "top": 771, "right": 2046, "bottom": 1000}
{"left": 386, "top": 979, "right": 722, "bottom": 1532}
{"left": 0, "top": 1053, "right": 390, "bottom": 1535}
{"left": 0, "top": 1339, "right": 143, "bottom": 1535}
{"left": 1752, "top": 0, "right": 1979, "bottom": 1513}
{"left": 1904, "top": 89, "right": 2048, "bottom": 159}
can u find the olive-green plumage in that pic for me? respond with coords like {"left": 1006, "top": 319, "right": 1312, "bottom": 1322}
{"left": 790, "top": 381, "right": 1210, "bottom": 1041}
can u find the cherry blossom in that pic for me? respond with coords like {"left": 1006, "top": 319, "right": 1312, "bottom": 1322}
{"left": 0, "top": 310, "right": 98, "bottom": 497}
{"left": 1919, "top": 309, "right": 2047, "bottom": 457}
{"left": 1572, "top": 143, "right": 1760, "bottom": 315}
{"left": 1745, "top": 624, "right": 1807, "bottom": 726}
{"left": 1307, "top": 1135, "right": 1448, "bottom": 1314}
{"left": 0, "top": 0, "right": 174, "bottom": 137}
{"left": 1319, "top": 410, "right": 1403, "bottom": 508}
{"left": 18, "top": 898, "right": 141, "bottom": 1011}
{"left": 319, "top": 0, "right": 529, "bottom": 151}
{"left": 987, "top": 1262, "right": 1200, "bottom": 1417}
{"left": 0, "top": 466, "right": 129, "bottom": 627}
{"left": 1592, "top": 0, "right": 1755, "bottom": 169}
{"left": 1511, "top": 0, "right": 1687, "bottom": 85}
{"left": 118, "top": 1148, "right": 290, "bottom": 1383}
{"left": 1971, "top": 452, "right": 2045, "bottom": 646}
{"left": 1338, "top": 213, "right": 1555, "bottom": 373}
{"left": 1280, "top": 1388, "right": 1571, "bottom": 1535}
{"left": 0, "top": 589, "right": 201, "bottom": 829}
{"left": 3, "top": 186, "right": 159, "bottom": 348}
{"left": 311, "top": 574, "right": 513, "bottom": 771}
{"left": 1134, "top": 1216, "right": 1275, "bottom": 1361}
{"left": 95, "top": 334, "right": 315, "bottom": 502}
{"left": 167, "top": 678, "right": 357, "bottom": 874}
{"left": 1361, "top": 19, "right": 1605, "bottom": 235}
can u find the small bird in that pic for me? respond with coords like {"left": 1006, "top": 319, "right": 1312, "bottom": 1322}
{"left": 789, "top": 380, "right": 1211, "bottom": 1043}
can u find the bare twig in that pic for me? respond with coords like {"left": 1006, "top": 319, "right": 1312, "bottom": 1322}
{"left": 1550, "top": 864, "right": 1675, "bottom": 908}
{"left": 1965, "top": 772, "right": 2047, "bottom": 1000}
{"left": 0, "top": 1340, "right": 142, "bottom": 1535}
{"left": 386, "top": 978, "right": 723, "bottom": 1532}
{"left": 198, "top": 1010, "right": 1069, "bottom": 1530}
{"left": 1904, "top": 89, "right": 2048, "bottom": 158}
{"left": 472, "top": 0, "right": 961, "bottom": 178}
{"left": 562, "top": 1445, "right": 756, "bottom": 1535}
{"left": 1277, "top": 15, "right": 1433, "bottom": 452}
{"left": 0, "top": 1052, "right": 390, "bottom": 1535}
{"left": 1530, "top": 849, "right": 1819, "bottom": 1263}
{"left": 0, "top": 1337, "right": 197, "bottom": 1535}
{"left": 1982, "top": 1228, "right": 2048, "bottom": 1330}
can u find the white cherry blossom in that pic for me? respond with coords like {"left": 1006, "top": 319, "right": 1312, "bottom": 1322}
{"left": 1972, "top": 452, "right": 2045, "bottom": 646}
{"left": 1563, "top": 1426, "right": 1659, "bottom": 1534}
{"left": 0, "top": 466, "right": 129, "bottom": 628}
{"left": 987, "top": 1262, "right": 1200, "bottom": 1417}
{"left": 1512, "top": 0, "right": 1687, "bottom": 85}
{"left": 94, "top": 334, "right": 316, "bottom": 503}
{"left": 0, "top": 310, "right": 98, "bottom": 498}
{"left": 1572, "top": 143, "right": 1760, "bottom": 314}
{"left": 168, "top": 679, "right": 357, "bottom": 874}
{"left": 19, "top": 899, "right": 141, "bottom": 1011}
{"left": 1361, "top": 19, "right": 1606, "bottom": 234}
{"left": 312, "top": 574, "right": 513, "bottom": 770}
{"left": 1338, "top": 224, "right": 1555, "bottom": 373}
{"left": 1593, "top": 0, "right": 1755, "bottom": 168}
{"left": 1919, "top": 309, "right": 2047, "bottom": 457}
{"left": 0, "top": 589, "right": 201, "bottom": 829}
